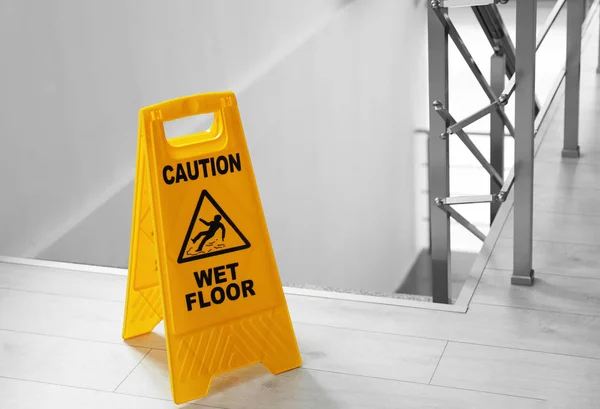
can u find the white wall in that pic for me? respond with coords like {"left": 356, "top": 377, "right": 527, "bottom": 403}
{"left": 0, "top": 0, "right": 427, "bottom": 294}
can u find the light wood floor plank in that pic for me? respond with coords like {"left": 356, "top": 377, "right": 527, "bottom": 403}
{"left": 533, "top": 161, "right": 600, "bottom": 190}
{"left": 486, "top": 238, "right": 600, "bottom": 279}
{"left": 117, "top": 350, "right": 545, "bottom": 409}
{"left": 0, "top": 330, "right": 149, "bottom": 391}
{"left": 431, "top": 342, "right": 600, "bottom": 407}
{"left": 448, "top": 160, "right": 600, "bottom": 197}
{"left": 0, "top": 262, "right": 126, "bottom": 302}
{"left": 501, "top": 210, "right": 600, "bottom": 246}
{"left": 535, "top": 101, "right": 600, "bottom": 165}
{"left": 0, "top": 377, "right": 199, "bottom": 409}
{"left": 293, "top": 323, "right": 446, "bottom": 383}
{"left": 0, "top": 288, "right": 166, "bottom": 350}
{"left": 538, "top": 137, "right": 600, "bottom": 164}
{"left": 473, "top": 269, "right": 600, "bottom": 316}
{"left": 286, "top": 295, "right": 600, "bottom": 360}
{"left": 3, "top": 274, "right": 600, "bottom": 362}
{"left": 0, "top": 287, "right": 447, "bottom": 385}
{"left": 533, "top": 185, "right": 600, "bottom": 216}
{"left": 443, "top": 177, "right": 600, "bottom": 221}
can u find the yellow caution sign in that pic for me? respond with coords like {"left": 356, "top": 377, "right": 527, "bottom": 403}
{"left": 122, "top": 91, "right": 302, "bottom": 404}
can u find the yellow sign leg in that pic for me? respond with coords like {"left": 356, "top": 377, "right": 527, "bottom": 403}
{"left": 123, "top": 128, "right": 164, "bottom": 339}
{"left": 167, "top": 305, "right": 302, "bottom": 403}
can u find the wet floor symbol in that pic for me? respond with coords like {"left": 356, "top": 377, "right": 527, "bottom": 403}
{"left": 185, "top": 239, "right": 226, "bottom": 257}
{"left": 178, "top": 190, "right": 251, "bottom": 264}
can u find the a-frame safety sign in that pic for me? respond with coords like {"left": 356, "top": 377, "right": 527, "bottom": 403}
{"left": 122, "top": 91, "right": 302, "bottom": 404}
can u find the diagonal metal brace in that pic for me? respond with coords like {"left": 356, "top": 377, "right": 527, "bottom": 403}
{"left": 434, "top": 101, "right": 504, "bottom": 187}
{"left": 439, "top": 194, "right": 499, "bottom": 205}
{"left": 494, "top": 0, "right": 563, "bottom": 112}
{"left": 435, "top": 199, "right": 487, "bottom": 242}
{"left": 471, "top": 4, "right": 516, "bottom": 77}
{"left": 497, "top": 167, "right": 515, "bottom": 202}
{"left": 536, "top": 0, "right": 566, "bottom": 52}
{"left": 432, "top": 7, "right": 515, "bottom": 137}
{"left": 502, "top": 76, "right": 516, "bottom": 102}
{"left": 448, "top": 99, "right": 503, "bottom": 135}
{"left": 440, "top": 0, "right": 498, "bottom": 7}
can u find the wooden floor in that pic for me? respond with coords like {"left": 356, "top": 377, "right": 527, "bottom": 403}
{"left": 4, "top": 13, "right": 600, "bottom": 409}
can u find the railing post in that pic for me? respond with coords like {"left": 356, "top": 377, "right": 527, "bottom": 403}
{"left": 563, "top": 0, "right": 585, "bottom": 158}
{"left": 512, "top": 0, "right": 536, "bottom": 286}
{"left": 490, "top": 51, "right": 505, "bottom": 223}
{"left": 428, "top": 1, "right": 451, "bottom": 303}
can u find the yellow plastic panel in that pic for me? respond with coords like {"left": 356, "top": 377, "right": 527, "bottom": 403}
{"left": 122, "top": 124, "right": 162, "bottom": 339}
{"left": 123, "top": 91, "right": 302, "bottom": 404}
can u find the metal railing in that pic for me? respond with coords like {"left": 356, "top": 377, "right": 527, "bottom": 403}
{"left": 426, "top": 0, "right": 596, "bottom": 303}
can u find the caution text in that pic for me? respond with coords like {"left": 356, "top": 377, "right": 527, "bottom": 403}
{"left": 185, "top": 262, "right": 255, "bottom": 311}
{"left": 163, "top": 153, "right": 242, "bottom": 185}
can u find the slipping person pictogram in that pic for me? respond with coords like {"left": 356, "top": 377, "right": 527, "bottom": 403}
{"left": 191, "top": 215, "right": 225, "bottom": 252}
{"left": 178, "top": 190, "right": 251, "bottom": 264}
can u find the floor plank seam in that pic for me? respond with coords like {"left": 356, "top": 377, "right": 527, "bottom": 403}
{"left": 499, "top": 236, "right": 600, "bottom": 248}
{"left": 524, "top": 209, "right": 600, "bottom": 218}
{"left": 0, "top": 319, "right": 453, "bottom": 354}
{"left": 0, "top": 258, "right": 128, "bottom": 276}
{"left": 470, "top": 301, "right": 600, "bottom": 320}
{"left": 290, "top": 367, "right": 546, "bottom": 402}
{"left": 515, "top": 208, "right": 600, "bottom": 218}
{"left": 428, "top": 340, "right": 448, "bottom": 385}
{"left": 0, "top": 376, "right": 227, "bottom": 409}
{"left": 451, "top": 339, "right": 600, "bottom": 362}
{"left": 291, "top": 321, "right": 454, "bottom": 343}
{"left": 0, "top": 328, "right": 163, "bottom": 351}
{"left": 4, "top": 317, "right": 599, "bottom": 365}
{"left": 534, "top": 160, "right": 600, "bottom": 169}
{"left": 300, "top": 308, "right": 600, "bottom": 360}
{"left": 428, "top": 377, "right": 547, "bottom": 403}
{"left": 287, "top": 292, "right": 467, "bottom": 313}
{"left": 0, "top": 368, "right": 549, "bottom": 406}
{"left": 524, "top": 238, "right": 600, "bottom": 248}
{"left": 151, "top": 315, "right": 600, "bottom": 361}
{"left": 0, "top": 286, "right": 125, "bottom": 304}
{"left": 112, "top": 349, "right": 152, "bottom": 392}
{"left": 480, "top": 268, "right": 600, "bottom": 280}
{"left": 0, "top": 374, "right": 114, "bottom": 394}
{"left": 114, "top": 389, "right": 242, "bottom": 409}
{"left": 533, "top": 181, "right": 600, "bottom": 189}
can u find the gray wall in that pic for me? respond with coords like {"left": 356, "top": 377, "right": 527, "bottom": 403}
{"left": 0, "top": 0, "right": 428, "bottom": 293}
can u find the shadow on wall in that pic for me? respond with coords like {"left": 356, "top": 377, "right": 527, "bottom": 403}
{"left": 2, "top": 0, "right": 429, "bottom": 295}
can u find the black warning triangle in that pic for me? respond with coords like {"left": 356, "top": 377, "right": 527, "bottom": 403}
{"left": 177, "top": 190, "right": 250, "bottom": 264}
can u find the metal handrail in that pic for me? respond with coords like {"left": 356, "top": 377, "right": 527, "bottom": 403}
{"left": 432, "top": 8, "right": 516, "bottom": 136}
{"left": 426, "top": 0, "right": 593, "bottom": 303}
{"left": 538, "top": 0, "right": 568, "bottom": 51}
{"left": 472, "top": 4, "right": 542, "bottom": 114}
{"left": 472, "top": 4, "right": 516, "bottom": 76}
